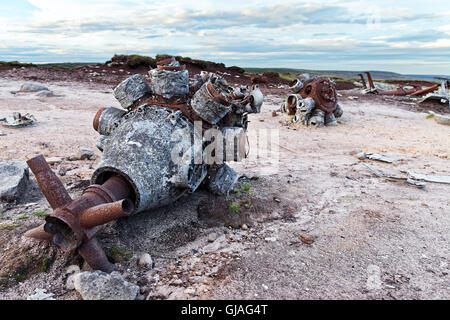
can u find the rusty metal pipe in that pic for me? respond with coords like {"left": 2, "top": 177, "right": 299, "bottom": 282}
{"left": 365, "top": 72, "right": 376, "bottom": 90}
{"left": 359, "top": 74, "right": 367, "bottom": 89}
{"left": 411, "top": 84, "right": 440, "bottom": 96}
{"left": 27, "top": 155, "right": 72, "bottom": 210}
{"left": 43, "top": 175, "right": 133, "bottom": 250}
{"left": 80, "top": 199, "right": 134, "bottom": 229}
{"left": 24, "top": 223, "right": 54, "bottom": 241}
{"left": 78, "top": 238, "right": 114, "bottom": 273}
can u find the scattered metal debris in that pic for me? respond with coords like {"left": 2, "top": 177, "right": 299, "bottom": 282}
{"left": 363, "top": 163, "right": 426, "bottom": 188}
{"left": 366, "top": 153, "right": 394, "bottom": 163}
{"left": 281, "top": 75, "right": 343, "bottom": 127}
{"left": 405, "top": 171, "right": 450, "bottom": 185}
{"left": 419, "top": 82, "right": 450, "bottom": 107}
{"left": 0, "top": 112, "right": 37, "bottom": 128}
{"left": 355, "top": 151, "right": 394, "bottom": 163}
{"left": 24, "top": 59, "right": 263, "bottom": 272}
{"left": 358, "top": 72, "right": 450, "bottom": 107}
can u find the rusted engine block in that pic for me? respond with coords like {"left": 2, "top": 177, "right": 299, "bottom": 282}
{"left": 24, "top": 58, "right": 263, "bottom": 272}
{"left": 281, "top": 75, "right": 343, "bottom": 127}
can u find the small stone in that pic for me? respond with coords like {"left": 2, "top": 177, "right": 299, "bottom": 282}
{"left": 46, "top": 157, "right": 62, "bottom": 165}
{"left": 300, "top": 234, "right": 316, "bottom": 244}
{"left": 262, "top": 284, "right": 268, "bottom": 290}
{"left": 241, "top": 224, "right": 248, "bottom": 230}
{"left": 36, "top": 90, "right": 55, "bottom": 97}
{"left": 20, "top": 82, "right": 48, "bottom": 92}
{"left": 264, "top": 237, "right": 277, "bottom": 242}
{"left": 356, "top": 152, "right": 367, "bottom": 160}
{"left": 138, "top": 253, "right": 153, "bottom": 269}
{"left": 0, "top": 161, "right": 29, "bottom": 202}
{"left": 207, "top": 233, "right": 218, "bottom": 243}
{"left": 27, "top": 289, "right": 55, "bottom": 300}
{"left": 65, "top": 265, "right": 81, "bottom": 290}
{"left": 73, "top": 271, "right": 139, "bottom": 300}
{"left": 349, "top": 149, "right": 362, "bottom": 156}
{"left": 70, "top": 147, "right": 95, "bottom": 161}
{"left": 0, "top": 130, "right": 6, "bottom": 136}
{"left": 184, "top": 288, "right": 195, "bottom": 295}
{"left": 78, "top": 147, "right": 95, "bottom": 160}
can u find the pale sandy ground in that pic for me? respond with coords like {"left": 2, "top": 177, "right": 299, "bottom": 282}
{"left": 0, "top": 78, "right": 449, "bottom": 299}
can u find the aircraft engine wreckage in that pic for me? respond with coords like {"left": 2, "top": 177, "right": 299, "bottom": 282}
{"left": 280, "top": 74, "right": 343, "bottom": 127}
{"left": 24, "top": 58, "right": 263, "bottom": 272}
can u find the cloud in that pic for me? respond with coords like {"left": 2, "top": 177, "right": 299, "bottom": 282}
{"left": 0, "top": 0, "right": 449, "bottom": 74}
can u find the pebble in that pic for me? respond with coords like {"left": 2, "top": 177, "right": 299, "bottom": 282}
{"left": 27, "top": 289, "right": 55, "bottom": 300}
{"left": 264, "top": 237, "right": 277, "bottom": 242}
{"left": 0, "top": 130, "right": 6, "bottom": 136}
{"left": 46, "top": 157, "right": 62, "bottom": 165}
{"left": 138, "top": 253, "right": 153, "bottom": 269}
{"left": 207, "top": 233, "right": 218, "bottom": 243}
{"left": 356, "top": 152, "right": 367, "bottom": 160}
{"left": 184, "top": 288, "right": 195, "bottom": 295}
{"left": 241, "top": 224, "right": 248, "bottom": 230}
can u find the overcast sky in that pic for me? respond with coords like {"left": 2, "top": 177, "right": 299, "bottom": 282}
{"left": 1, "top": 0, "right": 449, "bottom": 74}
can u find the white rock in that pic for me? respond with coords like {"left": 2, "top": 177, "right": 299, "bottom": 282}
{"left": 27, "top": 288, "right": 55, "bottom": 300}
{"left": 73, "top": 271, "right": 139, "bottom": 300}
{"left": 20, "top": 82, "right": 49, "bottom": 92}
{"left": 46, "top": 157, "right": 62, "bottom": 165}
{"left": 0, "top": 161, "right": 29, "bottom": 202}
{"left": 138, "top": 253, "right": 153, "bottom": 269}
{"left": 264, "top": 237, "right": 277, "bottom": 242}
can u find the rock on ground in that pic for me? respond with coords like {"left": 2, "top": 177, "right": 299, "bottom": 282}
{"left": 0, "top": 161, "right": 29, "bottom": 202}
{"left": 20, "top": 82, "right": 49, "bottom": 92}
{"left": 73, "top": 271, "right": 139, "bottom": 300}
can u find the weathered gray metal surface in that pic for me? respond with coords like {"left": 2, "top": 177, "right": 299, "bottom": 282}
{"left": 149, "top": 69, "right": 189, "bottom": 99}
{"left": 333, "top": 104, "right": 344, "bottom": 118}
{"left": 289, "top": 79, "right": 304, "bottom": 93}
{"left": 293, "top": 97, "right": 315, "bottom": 125}
{"left": 91, "top": 104, "right": 207, "bottom": 213}
{"left": 248, "top": 85, "right": 264, "bottom": 114}
{"left": 113, "top": 74, "right": 152, "bottom": 109}
{"left": 308, "top": 108, "right": 325, "bottom": 127}
{"left": 96, "top": 107, "right": 126, "bottom": 136}
{"left": 324, "top": 112, "right": 338, "bottom": 126}
{"left": 206, "top": 164, "right": 239, "bottom": 195}
{"left": 191, "top": 78, "right": 232, "bottom": 124}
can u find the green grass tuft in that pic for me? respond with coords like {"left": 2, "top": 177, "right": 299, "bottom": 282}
{"left": 33, "top": 211, "right": 48, "bottom": 217}
{"left": 229, "top": 203, "right": 240, "bottom": 214}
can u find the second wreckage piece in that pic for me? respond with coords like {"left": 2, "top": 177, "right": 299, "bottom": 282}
{"left": 24, "top": 58, "right": 263, "bottom": 272}
{"left": 281, "top": 74, "right": 343, "bottom": 127}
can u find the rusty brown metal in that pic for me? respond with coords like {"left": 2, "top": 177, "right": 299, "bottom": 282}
{"left": 410, "top": 84, "right": 440, "bottom": 96}
{"left": 378, "top": 87, "right": 419, "bottom": 96}
{"left": 207, "top": 81, "right": 232, "bottom": 106}
{"left": 25, "top": 155, "right": 134, "bottom": 272}
{"left": 359, "top": 74, "right": 367, "bottom": 89}
{"left": 27, "top": 155, "right": 72, "bottom": 210}
{"left": 23, "top": 223, "right": 53, "bottom": 241}
{"left": 286, "top": 95, "right": 300, "bottom": 115}
{"left": 78, "top": 238, "right": 114, "bottom": 273}
{"left": 93, "top": 107, "right": 107, "bottom": 132}
{"left": 80, "top": 199, "right": 134, "bottom": 229}
{"left": 299, "top": 78, "right": 338, "bottom": 113}
{"left": 365, "top": 72, "right": 376, "bottom": 90}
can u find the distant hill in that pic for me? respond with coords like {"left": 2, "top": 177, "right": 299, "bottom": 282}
{"left": 244, "top": 67, "right": 449, "bottom": 82}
